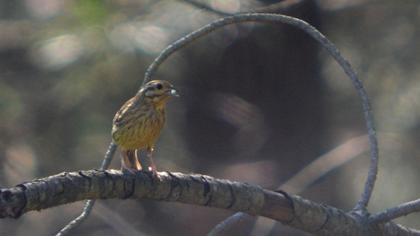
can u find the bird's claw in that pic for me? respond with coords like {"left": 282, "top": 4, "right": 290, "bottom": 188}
{"left": 148, "top": 166, "right": 158, "bottom": 177}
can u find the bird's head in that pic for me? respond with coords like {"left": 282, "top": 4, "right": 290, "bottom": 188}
{"left": 140, "top": 80, "right": 179, "bottom": 107}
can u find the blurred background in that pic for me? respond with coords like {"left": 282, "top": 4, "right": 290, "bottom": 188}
{"left": 0, "top": 0, "right": 420, "bottom": 235}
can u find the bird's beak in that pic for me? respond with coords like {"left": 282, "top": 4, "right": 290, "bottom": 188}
{"left": 169, "top": 88, "right": 179, "bottom": 97}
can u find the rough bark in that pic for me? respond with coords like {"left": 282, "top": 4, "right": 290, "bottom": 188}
{"left": 0, "top": 170, "right": 416, "bottom": 235}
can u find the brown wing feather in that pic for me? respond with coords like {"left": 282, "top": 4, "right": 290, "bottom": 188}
{"left": 113, "top": 96, "right": 138, "bottom": 127}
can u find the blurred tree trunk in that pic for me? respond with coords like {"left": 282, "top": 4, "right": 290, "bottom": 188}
{"left": 178, "top": 1, "right": 324, "bottom": 235}
{"left": 184, "top": 1, "right": 323, "bottom": 180}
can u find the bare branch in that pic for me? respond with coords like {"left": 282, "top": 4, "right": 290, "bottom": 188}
{"left": 55, "top": 200, "right": 95, "bottom": 236}
{"left": 0, "top": 170, "right": 412, "bottom": 236}
{"left": 209, "top": 135, "right": 370, "bottom": 235}
{"left": 382, "top": 222, "right": 420, "bottom": 235}
{"left": 252, "top": 0, "right": 305, "bottom": 13}
{"left": 370, "top": 198, "right": 420, "bottom": 224}
{"left": 281, "top": 135, "right": 369, "bottom": 193}
{"left": 180, "top": 0, "right": 305, "bottom": 16}
{"left": 208, "top": 212, "right": 253, "bottom": 236}
{"left": 181, "top": 0, "right": 230, "bottom": 16}
{"left": 99, "top": 142, "right": 118, "bottom": 170}
{"left": 55, "top": 142, "right": 117, "bottom": 236}
{"left": 94, "top": 202, "right": 149, "bottom": 235}
{"left": 142, "top": 14, "right": 379, "bottom": 214}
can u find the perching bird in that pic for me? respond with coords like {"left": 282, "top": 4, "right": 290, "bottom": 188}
{"left": 112, "top": 80, "right": 178, "bottom": 175}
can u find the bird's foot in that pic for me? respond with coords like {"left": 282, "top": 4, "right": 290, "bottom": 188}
{"left": 148, "top": 166, "right": 158, "bottom": 177}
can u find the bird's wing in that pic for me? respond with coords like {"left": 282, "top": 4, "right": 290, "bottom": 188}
{"left": 113, "top": 96, "right": 138, "bottom": 127}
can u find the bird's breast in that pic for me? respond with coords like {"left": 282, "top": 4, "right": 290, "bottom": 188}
{"left": 112, "top": 107, "right": 165, "bottom": 150}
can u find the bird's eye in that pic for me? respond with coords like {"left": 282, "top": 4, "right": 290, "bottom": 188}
{"left": 156, "top": 83, "right": 163, "bottom": 90}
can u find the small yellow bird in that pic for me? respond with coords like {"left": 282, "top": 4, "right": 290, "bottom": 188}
{"left": 112, "top": 80, "right": 178, "bottom": 175}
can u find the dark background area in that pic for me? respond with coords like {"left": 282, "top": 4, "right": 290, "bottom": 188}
{"left": 0, "top": 0, "right": 419, "bottom": 235}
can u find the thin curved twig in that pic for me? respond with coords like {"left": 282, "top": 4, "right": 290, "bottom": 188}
{"left": 55, "top": 142, "right": 117, "bottom": 236}
{"left": 209, "top": 135, "right": 370, "bottom": 235}
{"left": 94, "top": 202, "right": 149, "bottom": 235}
{"left": 208, "top": 212, "right": 253, "bottom": 236}
{"left": 280, "top": 135, "right": 369, "bottom": 193}
{"left": 383, "top": 222, "right": 420, "bottom": 235}
{"left": 369, "top": 198, "right": 420, "bottom": 224}
{"left": 180, "top": 0, "right": 305, "bottom": 16}
{"left": 181, "top": 0, "right": 230, "bottom": 16}
{"left": 141, "top": 13, "right": 378, "bottom": 214}
{"left": 252, "top": 0, "right": 304, "bottom": 13}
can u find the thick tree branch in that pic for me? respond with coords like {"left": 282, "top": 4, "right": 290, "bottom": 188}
{"left": 0, "top": 170, "right": 418, "bottom": 236}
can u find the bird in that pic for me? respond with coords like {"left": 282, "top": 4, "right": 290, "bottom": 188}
{"left": 111, "top": 80, "right": 178, "bottom": 175}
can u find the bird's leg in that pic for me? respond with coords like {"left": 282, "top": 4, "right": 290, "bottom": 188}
{"left": 134, "top": 149, "right": 143, "bottom": 171}
{"left": 121, "top": 150, "right": 142, "bottom": 174}
{"left": 146, "top": 147, "right": 157, "bottom": 176}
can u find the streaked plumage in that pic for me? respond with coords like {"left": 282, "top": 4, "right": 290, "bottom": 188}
{"left": 112, "top": 80, "right": 178, "bottom": 175}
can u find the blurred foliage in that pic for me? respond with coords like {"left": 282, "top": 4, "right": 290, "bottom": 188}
{"left": 72, "top": 0, "right": 108, "bottom": 25}
{"left": 0, "top": 0, "right": 420, "bottom": 235}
